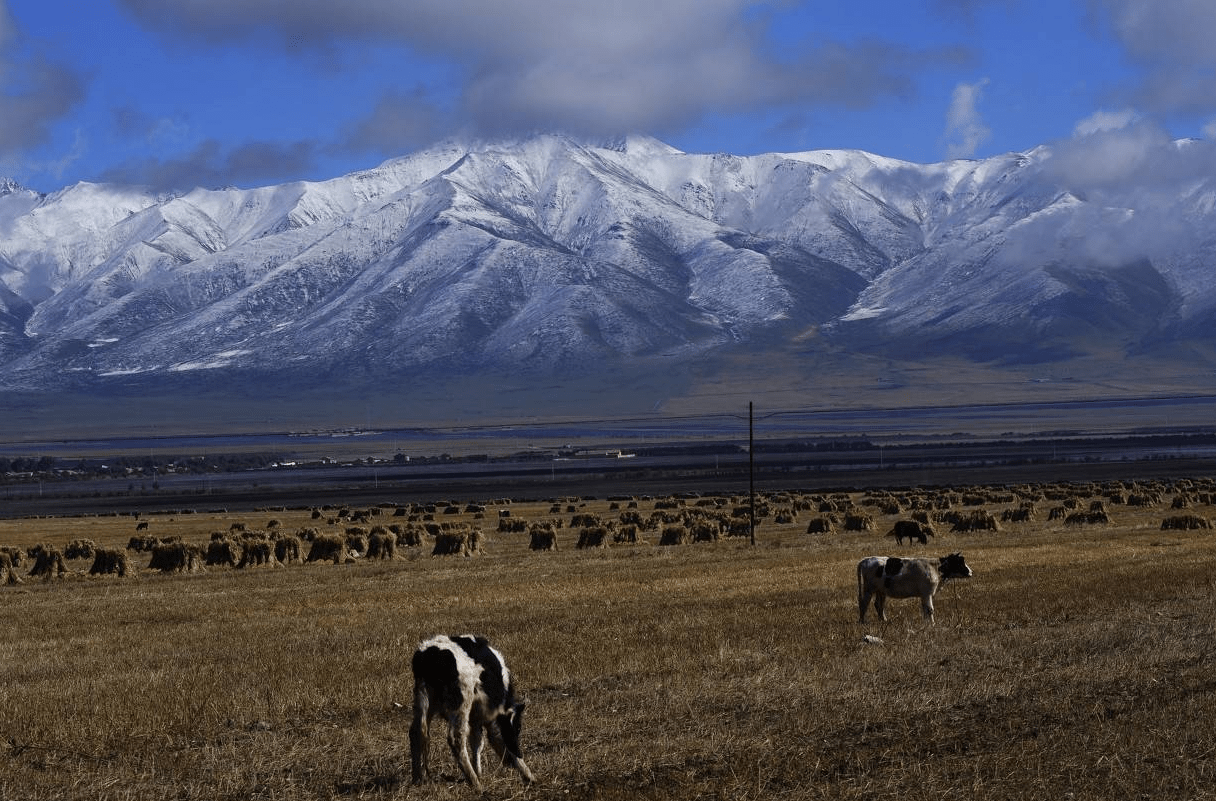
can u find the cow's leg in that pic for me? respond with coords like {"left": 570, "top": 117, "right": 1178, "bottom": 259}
{"left": 921, "top": 593, "right": 936, "bottom": 624}
{"left": 859, "top": 586, "right": 874, "bottom": 622}
{"left": 409, "top": 690, "right": 431, "bottom": 784}
{"left": 468, "top": 718, "right": 486, "bottom": 779}
{"left": 874, "top": 593, "right": 887, "bottom": 622}
{"left": 447, "top": 712, "right": 482, "bottom": 791}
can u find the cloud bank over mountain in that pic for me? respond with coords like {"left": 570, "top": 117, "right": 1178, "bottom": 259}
{"left": 117, "top": 0, "right": 965, "bottom": 146}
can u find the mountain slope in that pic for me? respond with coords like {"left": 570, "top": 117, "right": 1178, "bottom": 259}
{"left": 0, "top": 133, "right": 1213, "bottom": 407}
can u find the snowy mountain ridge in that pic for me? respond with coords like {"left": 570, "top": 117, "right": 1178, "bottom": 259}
{"left": 0, "top": 133, "right": 1212, "bottom": 397}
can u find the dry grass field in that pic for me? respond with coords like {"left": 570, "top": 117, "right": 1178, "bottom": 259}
{"left": 2, "top": 479, "right": 1215, "bottom": 800}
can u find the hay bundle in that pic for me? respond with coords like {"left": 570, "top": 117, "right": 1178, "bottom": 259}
{"left": 843, "top": 513, "right": 874, "bottom": 532}
{"left": 88, "top": 547, "right": 133, "bottom": 577}
{"left": 64, "top": 539, "right": 96, "bottom": 560}
{"left": 648, "top": 510, "right": 677, "bottom": 528}
{"left": 344, "top": 531, "right": 368, "bottom": 556}
{"left": 0, "top": 545, "right": 23, "bottom": 568}
{"left": 690, "top": 521, "right": 720, "bottom": 543}
{"left": 274, "top": 534, "right": 302, "bottom": 564}
{"left": 724, "top": 519, "right": 752, "bottom": 537}
{"left": 0, "top": 550, "right": 22, "bottom": 585}
{"left": 366, "top": 529, "right": 398, "bottom": 559}
{"left": 618, "top": 510, "right": 644, "bottom": 527}
{"left": 576, "top": 526, "right": 610, "bottom": 549}
{"left": 431, "top": 528, "right": 482, "bottom": 557}
{"left": 147, "top": 542, "right": 204, "bottom": 573}
{"left": 127, "top": 534, "right": 159, "bottom": 551}
{"left": 951, "top": 510, "right": 1000, "bottom": 532}
{"left": 1001, "top": 506, "right": 1035, "bottom": 523}
{"left": 237, "top": 539, "right": 277, "bottom": 568}
{"left": 306, "top": 534, "right": 347, "bottom": 564}
{"left": 529, "top": 525, "right": 558, "bottom": 551}
{"left": 1161, "top": 515, "right": 1211, "bottom": 530}
{"left": 659, "top": 525, "right": 690, "bottom": 546}
{"left": 1127, "top": 492, "right": 1162, "bottom": 507}
{"left": 397, "top": 525, "right": 426, "bottom": 547}
{"left": 805, "top": 517, "right": 834, "bottom": 534}
{"left": 28, "top": 544, "right": 67, "bottom": 578}
{"left": 204, "top": 539, "right": 240, "bottom": 567}
{"left": 613, "top": 524, "right": 644, "bottom": 545}
{"left": 1064, "top": 510, "right": 1111, "bottom": 526}
{"left": 733, "top": 503, "right": 769, "bottom": 520}
{"left": 497, "top": 517, "right": 528, "bottom": 533}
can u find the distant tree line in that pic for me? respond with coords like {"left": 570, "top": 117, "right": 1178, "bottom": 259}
{"left": 0, "top": 456, "right": 56, "bottom": 473}
{"left": 0, "top": 452, "right": 287, "bottom": 485}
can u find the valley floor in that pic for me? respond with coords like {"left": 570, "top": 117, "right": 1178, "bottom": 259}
{"left": 2, "top": 472, "right": 1215, "bottom": 800}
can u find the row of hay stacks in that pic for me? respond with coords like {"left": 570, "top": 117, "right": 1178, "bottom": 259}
{"left": 4, "top": 476, "right": 1216, "bottom": 584}
{"left": 0, "top": 515, "right": 491, "bottom": 580}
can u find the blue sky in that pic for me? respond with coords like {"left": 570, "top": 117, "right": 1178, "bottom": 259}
{"left": 1, "top": 0, "right": 1214, "bottom": 193}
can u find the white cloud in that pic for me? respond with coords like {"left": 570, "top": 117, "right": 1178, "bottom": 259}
{"left": 942, "top": 78, "right": 990, "bottom": 159}
{"left": 1032, "top": 117, "right": 1216, "bottom": 265}
{"left": 0, "top": 0, "right": 85, "bottom": 160}
{"left": 118, "top": 0, "right": 970, "bottom": 144}
{"left": 1093, "top": 0, "right": 1216, "bottom": 115}
{"left": 0, "top": 1, "right": 12, "bottom": 50}
{"left": 1072, "top": 109, "right": 1138, "bottom": 137}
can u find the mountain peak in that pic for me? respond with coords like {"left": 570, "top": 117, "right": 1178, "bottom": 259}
{"left": 597, "top": 134, "right": 684, "bottom": 157}
{"left": 0, "top": 133, "right": 1213, "bottom": 406}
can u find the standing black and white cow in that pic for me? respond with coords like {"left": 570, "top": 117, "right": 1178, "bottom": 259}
{"left": 857, "top": 553, "right": 972, "bottom": 624}
{"left": 409, "top": 634, "right": 535, "bottom": 791}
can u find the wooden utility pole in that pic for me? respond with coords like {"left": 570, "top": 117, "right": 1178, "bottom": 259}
{"left": 749, "top": 401, "right": 756, "bottom": 546}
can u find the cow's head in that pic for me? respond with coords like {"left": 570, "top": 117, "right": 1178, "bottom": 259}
{"left": 939, "top": 552, "right": 972, "bottom": 579}
{"left": 495, "top": 700, "right": 528, "bottom": 762}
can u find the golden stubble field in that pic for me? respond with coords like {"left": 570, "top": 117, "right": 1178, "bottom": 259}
{"left": 2, "top": 480, "right": 1215, "bottom": 801}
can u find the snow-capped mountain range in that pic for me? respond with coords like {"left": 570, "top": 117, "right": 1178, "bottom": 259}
{"left": 1, "top": 133, "right": 1213, "bottom": 400}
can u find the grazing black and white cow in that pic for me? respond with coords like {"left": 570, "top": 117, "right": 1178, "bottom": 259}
{"left": 409, "top": 634, "right": 535, "bottom": 791}
{"left": 857, "top": 553, "right": 972, "bottom": 624}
